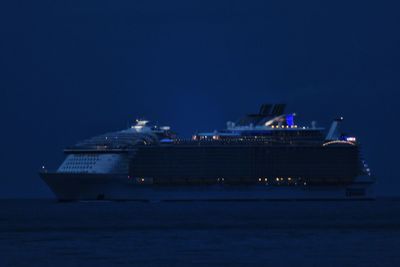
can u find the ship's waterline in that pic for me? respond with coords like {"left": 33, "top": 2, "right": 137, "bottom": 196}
{"left": 40, "top": 173, "right": 374, "bottom": 201}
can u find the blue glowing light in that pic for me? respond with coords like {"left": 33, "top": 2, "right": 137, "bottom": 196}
{"left": 286, "top": 114, "right": 294, "bottom": 126}
{"left": 160, "top": 138, "right": 174, "bottom": 143}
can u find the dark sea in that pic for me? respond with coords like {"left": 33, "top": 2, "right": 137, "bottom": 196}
{"left": 1, "top": 199, "right": 400, "bottom": 267}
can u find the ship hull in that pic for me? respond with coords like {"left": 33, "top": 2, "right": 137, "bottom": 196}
{"left": 40, "top": 172, "right": 374, "bottom": 201}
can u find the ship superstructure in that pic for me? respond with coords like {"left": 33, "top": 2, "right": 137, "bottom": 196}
{"left": 40, "top": 104, "right": 374, "bottom": 200}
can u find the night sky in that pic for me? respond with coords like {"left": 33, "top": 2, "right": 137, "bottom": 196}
{"left": 1, "top": 0, "right": 399, "bottom": 197}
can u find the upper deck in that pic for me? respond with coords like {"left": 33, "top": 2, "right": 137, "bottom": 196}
{"left": 65, "top": 104, "right": 357, "bottom": 152}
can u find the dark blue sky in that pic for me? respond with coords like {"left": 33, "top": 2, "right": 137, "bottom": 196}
{"left": 1, "top": 0, "right": 399, "bottom": 197}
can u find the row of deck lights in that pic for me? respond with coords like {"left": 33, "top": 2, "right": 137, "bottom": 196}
{"left": 258, "top": 177, "right": 307, "bottom": 185}
{"left": 271, "top": 125, "right": 299, "bottom": 129}
{"left": 134, "top": 177, "right": 306, "bottom": 185}
{"left": 258, "top": 177, "right": 292, "bottom": 182}
{"left": 193, "top": 124, "right": 307, "bottom": 141}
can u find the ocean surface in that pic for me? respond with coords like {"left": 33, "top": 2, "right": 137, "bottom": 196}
{"left": 1, "top": 199, "right": 400, "bottom": 267}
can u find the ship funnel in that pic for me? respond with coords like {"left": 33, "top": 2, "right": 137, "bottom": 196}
{"left": 259, "top": 104, "right": 286, "bottom": 116}
{"left": 326, "top": 117, "right": 343, "bottom": 140}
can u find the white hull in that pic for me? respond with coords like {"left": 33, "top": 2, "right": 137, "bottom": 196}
{"left": 40, "top": 173, "right": 375, "bottom": 201}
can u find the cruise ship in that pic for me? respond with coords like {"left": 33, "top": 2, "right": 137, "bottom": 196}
{"left": 40, "top": 104, "right": 375, "bottom": 201}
